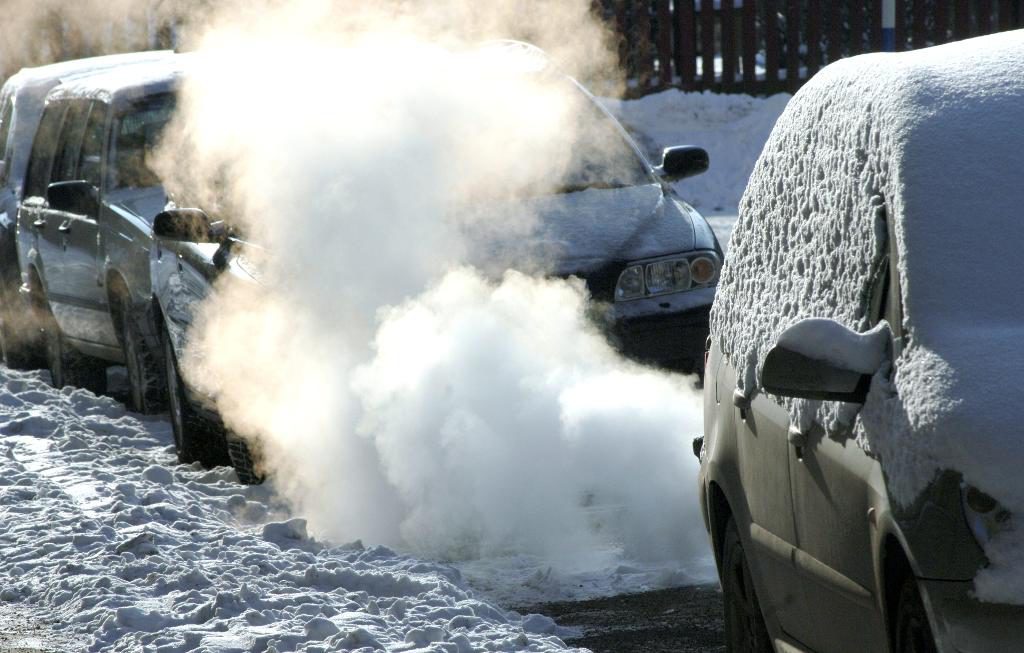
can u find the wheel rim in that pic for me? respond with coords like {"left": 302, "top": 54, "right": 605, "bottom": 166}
{"left": 164, "top": 335, "right": 185, "bottom": 452}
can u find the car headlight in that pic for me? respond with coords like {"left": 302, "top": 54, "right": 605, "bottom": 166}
{"left": 961, "top": 483, "right": 1011, "bottom": 547}
{"left": 614, "top": 253, "right": 719, "bottom": 301}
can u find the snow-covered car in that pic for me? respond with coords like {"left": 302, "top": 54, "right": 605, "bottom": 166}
{"left": 699, "top": 33, "right": 1024, "bottom": 653}
{"left": 0, "top": 51, "right": 173, "bottom": 369}
{"left": 151, "top": 43, "right": 721, "bottom": 482}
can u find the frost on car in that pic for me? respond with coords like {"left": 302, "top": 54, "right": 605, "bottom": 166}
{"left": 701, "top": 31, "right": 1024, "bottom": 652}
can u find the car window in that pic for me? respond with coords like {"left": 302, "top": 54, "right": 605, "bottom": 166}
{"left": 24, "top": 102, "right": 68, "bottom": 199}
{"left": 77, "top": 102, "right": 109, "bottom": 189}
{"left": 51, "top": 101, "right": 90, "bottom": 184}
{"left": 0, "top": 95, "right": 14, "bottom": 185}
{"left": 109, "top": 93, "right": 175, "bottom": 190}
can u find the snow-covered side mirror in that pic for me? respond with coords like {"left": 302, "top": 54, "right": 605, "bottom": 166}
{"left": 760, "top": 318, "right": 890, "bottom": 404}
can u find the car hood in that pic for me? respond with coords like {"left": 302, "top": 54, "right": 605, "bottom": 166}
{"left": 463, "top": 183, "right": 697, "bottom": 277}
{"left": 107, "top": 186, "right": 168, "bottom": 224}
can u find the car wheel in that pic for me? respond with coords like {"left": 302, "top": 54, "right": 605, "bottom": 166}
{"left": 1, "top": 281, "right": 43, "bottom": 370}
{"left": 0, "top": 313, "right": 38, "bottom": 370}
{"left": 226, "top": 433, "right": 265, "bottom": 485}
{"left": 42, "top": 310, "right": 107, "bottom": 394}
{"left": 162, "top": 325, "right": 230, "bottom": 467}
{"left": 120, "top": 304, "right": 164, "bottom": 414}
{"left": 722, "top": 517, "right": 773, "bottom": 653}
{"left": 894, "top": 576, "right": 938, "bottom": 653}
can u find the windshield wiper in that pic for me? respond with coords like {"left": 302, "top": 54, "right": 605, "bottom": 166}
{"left": 554, "top": 181, "right": 631, "bottom": 195}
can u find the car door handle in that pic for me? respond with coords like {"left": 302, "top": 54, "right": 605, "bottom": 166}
{"left": 33, "top": 218, "right": 47, "bottom": 229}
{"left": 58, "top": 220, "right": 72, "bottom": 233}
{"left": 787, "top": 425, "right": 808, "bottom": 448}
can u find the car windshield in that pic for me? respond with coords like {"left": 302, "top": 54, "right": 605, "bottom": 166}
{"left": 110, "top": 92, "right": 175, "bottom": 190}
{"left": 554, "top": 97, "right": 653, "bottom": 194}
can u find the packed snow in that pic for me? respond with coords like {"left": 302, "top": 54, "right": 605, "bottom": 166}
{"left": 712, "top": 31, "right": 1024, "bottom": 603}
{"left": 0, "top": 367, "right": 580, "bottom": 652}
{"left": 776, "top": 318, "right": 890, "bottom": 375}
{"left": 605, "top": 88, "right": 789, "bottom": 216}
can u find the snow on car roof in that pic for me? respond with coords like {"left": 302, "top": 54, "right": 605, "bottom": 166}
{"left": 712, "top": 30, "right": 1024, "bottom": 603}
{"left": 47, "top": 54, "right": 188, "bottom": 109}
{"left": 4, "top": 50, "right": 175, "bottom": 93}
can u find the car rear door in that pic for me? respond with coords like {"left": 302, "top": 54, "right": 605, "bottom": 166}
{"left": 19, "top": 101, "right": 67, "bottom": 300}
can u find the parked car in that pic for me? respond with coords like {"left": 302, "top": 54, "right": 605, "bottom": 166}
{"left": 698, "top": 34, "right": 1024, "bottom": 653}
{"left": 12, "top": 56, "right": 231, "bottom": 466}
{"left": 151, "top": 42, "right": 721, "bottom": 482}
{"left": 0, "top": 51, "right": 173, "bottom": 369}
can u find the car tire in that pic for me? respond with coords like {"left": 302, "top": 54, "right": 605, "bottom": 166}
{"left": 722, "top": 517, "right": 773, "bottom": 653}
{"left": 0, "top": 280, "right": 42, "bottom": 370}
{"left": 41, "top": 309, "right": 107, "bottom": 394}
{"left": 226, "top": 433, "right": 265, "bottom": 485}
{"left": 162, "top": 325, "right": 230, "bottom": 468}
{"left": 894, "top": 575, "right": 938, "bottom": 653}
{"left": 119, "top": 303, "right": 164, "bottom": 414}
{"left": 0, "top": 312, "right": 38, "bottom": 370}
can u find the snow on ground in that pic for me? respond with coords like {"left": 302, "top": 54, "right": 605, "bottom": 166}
{"left": 0, "top": 367, "right": 578, "bottom": 652}
{"left": 604, "top": 88, "right": 790, "bottom": 216}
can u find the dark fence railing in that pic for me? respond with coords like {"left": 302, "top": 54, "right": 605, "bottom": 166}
{"left": 600, "top": 1, "right": 1024, "bottom": 96}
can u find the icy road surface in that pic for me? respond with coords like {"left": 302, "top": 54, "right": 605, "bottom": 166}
{"left": 0, "top": 368, "right": 578, "bottom": 653}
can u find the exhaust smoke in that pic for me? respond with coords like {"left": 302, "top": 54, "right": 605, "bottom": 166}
{"left": 155, "top": 0, "right": 713, "bottom": 599}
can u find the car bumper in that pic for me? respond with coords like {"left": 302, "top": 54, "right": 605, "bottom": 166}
{"left": 609, "top": 286, "right": 714, "bottom": 374}
{"left": 920, "top": 578, "right": 1024, "bottom": 652}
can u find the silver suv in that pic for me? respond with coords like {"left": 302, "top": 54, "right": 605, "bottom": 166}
{"left": 698, "top": 34, "right": 1024, "bottom": 653}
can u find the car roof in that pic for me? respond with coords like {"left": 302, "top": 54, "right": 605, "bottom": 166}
{"left": 46, "top": 55, "right": 187, "bottom": 110}
{"left": 3, "top": 51, "right": 176, "bottom": 98}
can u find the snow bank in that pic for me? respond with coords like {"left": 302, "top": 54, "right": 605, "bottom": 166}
{"left": 712, "top": 31, "right": 1024, "bottom": 603}
{"left": 604, "top": 89, "right": 790, "bottom": 214}
{"left": 0, "top": 368, "right": 578, "bottom": 652}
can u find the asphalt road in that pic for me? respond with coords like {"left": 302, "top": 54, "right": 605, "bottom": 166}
{"left": 518, "top": 584, "right": 725, "bottom": 653}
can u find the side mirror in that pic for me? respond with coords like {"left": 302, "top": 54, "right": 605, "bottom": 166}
{"left": 658, "top": 146, "right": 709, "bottom": 182}
{"left": 761, "top": 318, "right": 889, "bottom": 404}
{"left": 153, "top": 208, "right": 216, "bottom": 243}
{"left": 47, "top": 180, "right": 98, "bottom": 216}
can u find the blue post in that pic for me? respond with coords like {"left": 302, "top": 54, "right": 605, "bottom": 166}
{"left": 882, "top": 0, "right": 896, "bottom": 52}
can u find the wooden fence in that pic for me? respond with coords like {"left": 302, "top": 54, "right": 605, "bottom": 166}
{"left": 601, "top": 1, "right": 1024, "bottom": 95}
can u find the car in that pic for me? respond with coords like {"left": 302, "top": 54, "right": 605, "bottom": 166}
{"left": 0, "top": 51, "right": 173, "bottom": 369}
{"left": 698, "top": 33, "right": 1024, "bottom": 653}
{"left": 12, "top": 55, "right": 232, "bottom": 467}
{"left": 149, "top": 42, "right": 722, "bottom": 483}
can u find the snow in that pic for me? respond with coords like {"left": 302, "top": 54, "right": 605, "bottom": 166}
{"left": 0, "top": 368, "right": 580, "bottom": 651}
{"left": 776, "top": 318, "right": 890, "bottom": 375}
{"left": 712, "top": 31, "right": 1024, "bottom": 603}
{"left": 604, "top": 88, "right": 789, "bottom": 215}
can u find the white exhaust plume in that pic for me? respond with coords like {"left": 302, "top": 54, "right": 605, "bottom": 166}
{"left": 0, "top": 0, "right": 195, "bottom": 79}
{"left": 158, "top": 0, "right": 712, "bottom": 595}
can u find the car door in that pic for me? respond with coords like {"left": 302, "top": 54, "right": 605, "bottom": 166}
{"left": 18, "top": 101, "right": 67, "bottom": 299}
{"left": 785, "top": 247, "right": 899, "bottom": 652}
{"left": 724, "top": 357, "right": 817, "bottom": 646}
{"left": 38, "top": 100, "right": 113, "bottom": 345}
{"left": 57, "top": 100, "right": 116, "bottom": 345}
